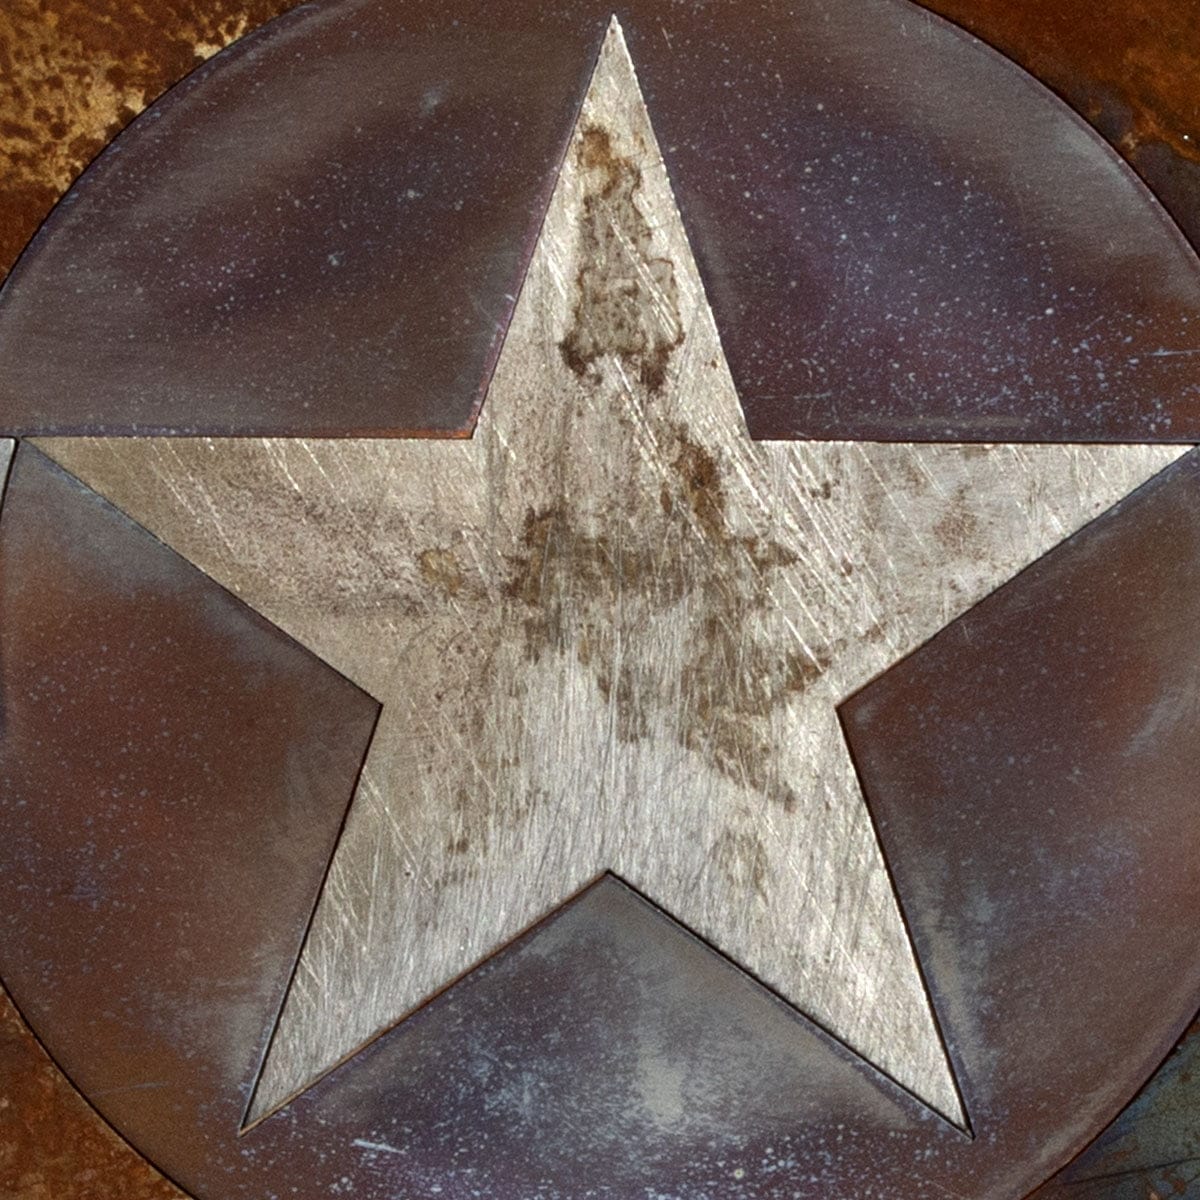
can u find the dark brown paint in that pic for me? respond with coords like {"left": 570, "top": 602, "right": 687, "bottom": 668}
{"left": 0, "top": 444, "right": 379, "bottom": 1195}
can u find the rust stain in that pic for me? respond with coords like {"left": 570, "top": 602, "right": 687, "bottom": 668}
{"left": 0, "top": 986, "right": 184, "bottom": 1200}
{"left": 418, "top": 547, "right": 463, "bottom": 596}
{"left": 933, "top": 486, "right": 982, "bottom": 554}
{"left": 502, "top": 414, "right": 832, "bottom": 813}
{"left": 559, "top": 125, "right": 684, "bottom": 392}
{"left": 0, "top": 0, "right": 295, "bottom": 276}
{"left": 925, "top": 0, "right": 1200, "bottom": 165}
{"left": 919, "top": 0, "right": 1200, "bottom": 240}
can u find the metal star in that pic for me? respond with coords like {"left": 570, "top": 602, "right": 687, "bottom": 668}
{"left": 39, "top": 21, "right": 1184, "bottom": 1129}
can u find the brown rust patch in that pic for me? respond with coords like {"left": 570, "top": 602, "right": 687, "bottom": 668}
{"left": 933, "top": 487, "right": 981, "bottom": 553}
{"left": 502, "top": 419, "right": 832, "bottom": 808}
{"left": 559, "top": 124, "right": 684, "bottom": 392}
{"left": 505, "top": 504, "right": 691, "bottom": 666}
{"left": 419, "top": 546, "right": 463, "bottom": 596}
{"left": 0, "top": 0, "right": 295, "bottom": 277}
{"left": 0, "top": 985, "right": 183, "bottom": 1200}
{"left": 672, "top": 429, "right": 725, "bottom": 540}
{"left": 921, "top": 0, "right": 1200, "bottom": 244}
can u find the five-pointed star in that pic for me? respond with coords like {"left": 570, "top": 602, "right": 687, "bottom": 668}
{"left": 40, "top": 22, "right": 1184, "bottom": 1129}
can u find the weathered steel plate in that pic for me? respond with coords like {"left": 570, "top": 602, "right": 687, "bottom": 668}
{"left": 2, "top": 1, "right": 1200, "bottom": 1197}
{"left": 0, "top": 0, "right": 1198, "bottom": 440}
{"left": 0, "top": 444, "right": 379, "bottom": 1189}
{"left": 5, "top": 443, "right": 1200, "bottom": 1198}
{"left": 37, "top": 20, "right": 1193, "bottom": 1138}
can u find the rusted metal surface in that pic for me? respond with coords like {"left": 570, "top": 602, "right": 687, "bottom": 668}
{"left": 0, "top": 989, "right": 184, "bottom": 1200}
{"left": 6, "top": 447, "right": 1200, "bottom": 1199}
{"left": 917, "top": 0, "right": 1200, "bottom": 255}
{"left": 0, "top": 443, "right": 379, "bottom": 1193}
{"left": 0, "top": 0, "right": 297, "bottom": 279}
{"left": 1, "top": 0, "right": 1199, "bottom": 440}
{"left": 3, "top": 1, "right": 1197, "bottom": 289}
{"left": 8, "top": 21, "right": 1198, "bottom": 1198}
{"left": 2, "top": 2, "right": 1200, "bottom": 1198}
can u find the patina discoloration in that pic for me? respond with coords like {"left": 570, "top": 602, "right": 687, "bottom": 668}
{"left": 0, "top": 0, "right": 294, "bottom": 274}
{"left": 560, "top": 124, "right": 684, "bottom": 391}
{"left": 1032, "top": 1017, "right": 1200, "bottom": 1198}
{"left": 40, "top": 24, "right": 1187, "bottom": 1135}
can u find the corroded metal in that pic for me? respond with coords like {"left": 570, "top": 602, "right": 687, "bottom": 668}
{"left": 0, "top": 989, "right": 183, "bottom": 1200}
{"left": 32, "top": 24, "right": 1197, "bottom": 1198}
{"left": 2, "top": 0, "right": 1200, "bottom": 440}
{"left": 4, "top": 0, "right": 1198, "bottom": 287}
{"left": 918, "top": 0, "right": 1200, "bottom": 255}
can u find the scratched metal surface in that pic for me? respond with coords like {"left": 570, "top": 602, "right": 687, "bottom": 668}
{"left": 3, "top": 0, "right": 1200, "bottom": 440}
{"left": 39, "top": 25, "right": 1187, "bottom": 1134}
{"left": 3, "top": 3, "right": 1200, "bottom": 1197}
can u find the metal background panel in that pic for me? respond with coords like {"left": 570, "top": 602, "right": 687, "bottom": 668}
{"left": 34, "top": 21, "right": 1188, "bottom": 1142}
{"left": 2, "top": 1, "right": 1200, "bottom": 1198}
{"left": 0, "top": 444, "right": 379, "bottom": 1188}
{"left": 8, "top": 21, "right": 1200, "bottom": 1199}
{"left": 1, "top": 0, "right": 1199, "bottom": 439}
{"left": 842, "top": 448, "right": 1200, "bottom": 1198}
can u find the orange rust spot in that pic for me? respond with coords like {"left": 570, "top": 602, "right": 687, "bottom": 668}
{"left": 0, "top": 986, "right": 184, "bottom": 1199}
{"left": 923, "top": 0, "right": 1200, "bottom": 167}
{"left": 0, "top": 0, "right": 297, "bottom": 277}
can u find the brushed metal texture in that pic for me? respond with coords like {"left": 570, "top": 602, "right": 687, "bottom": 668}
{"left": 38, "top": 23, "right": 1187, "bottom": 1132}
